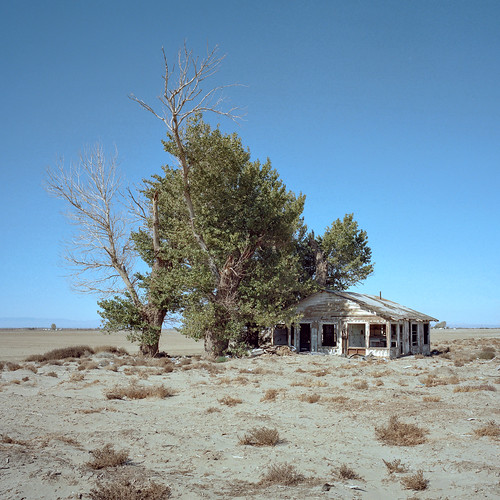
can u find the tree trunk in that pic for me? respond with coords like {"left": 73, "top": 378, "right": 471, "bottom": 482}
{"left": 139, "top": 307, "right": 166, "bottom": 356}
{"left": 204, "top": 329, "right": 230, "bottom": 359}
{"left": 309, "top": 235, "right": 327, "bottom": 287}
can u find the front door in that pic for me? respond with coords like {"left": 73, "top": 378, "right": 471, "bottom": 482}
{"left": 347, "top": 323, "right": 366, "bottom": 356}
{"left": 299, "top": 323, "right": 311, "bottom": 352}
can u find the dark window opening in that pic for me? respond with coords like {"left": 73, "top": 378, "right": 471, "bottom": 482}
{"left": 290, "top": 325, "right": 295, "bottom": 347}
{"left": 299, "top": 323, "right": 311, "bottom": 352}
{"left": 423, "top": 323, "right": 429, "bottom": 345}
{"left": 390, "top": 324, "right": 397, "bottom": 348}
{"left": 369, "top": 324, "right": 387, "bottom": 347}
{"left": 322, "top": 324, "right": 337, "bottom": 347}
{"left": 411, "top": 324, "right": 418, "bottom": 346}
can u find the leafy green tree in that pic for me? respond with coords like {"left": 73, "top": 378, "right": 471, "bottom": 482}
{"left": 50, "top": 323, "right": 57, "bottom": 331}
{"left": 306, "top": 214, "right": 373, "bottom": 290}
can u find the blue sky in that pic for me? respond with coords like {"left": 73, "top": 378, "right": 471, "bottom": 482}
{"left": 0, "top": 0, "right": 498, "bottom": 327}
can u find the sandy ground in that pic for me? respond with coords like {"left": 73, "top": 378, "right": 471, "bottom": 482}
{"left": 0, "top": 329, "right": 499, "bottom": 499}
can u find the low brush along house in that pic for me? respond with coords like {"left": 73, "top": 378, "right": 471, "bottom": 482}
{"left": 273, "top": 291, "right": 438, "bottom": 358}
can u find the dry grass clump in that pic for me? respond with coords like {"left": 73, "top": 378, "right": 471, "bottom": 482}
{"left": 473, "top": 421, "right": 499, "bottom": 438}
{"left": 90, "top": 480, "right": 171, "bottom": 500}
{"left": 477, "top": 347, "right": 496, "bottom": 360}
{"left": 78, "top": 360, "right": 99, "bottom": 371}
{"left": 239, "top": 427, "right": 280, "bottom": 446}
{"left": 26, "top": 345, "right": 95, "bottom": 362}
{"left": 423, "top": 395, "right": 441, "bottom": 402}
{"left": 382, "top": 458, "right": 409, "bottom": 474}
{"left": 218, "top": 395, "right": 243, "bottom": 407}
{"left": 260, "top": 388, "right": 279, "bottom": 402}
{"left": 337, "top": 464, "right": 362, "bottom": 480}
{"left": 94, "top": 345, "right": 128, "bottom": 355}
{"left": 352, "top": 380, "right": 369, "bottom": 390}
{"left": 105, "top": 384, "right": 176, "bottom": 400}
{"left": 299, "top": 393, "right": 320, "bottom": 403}
{"left": 6, "top": 362, "right": 22, "bottom": 371}
{"left": 420, "top": 374, "right": 459, "bottom": 387}
{"left": 70, "top": 372, "right": 85, "bottom": 382}
{"left": 401, "top": 470, "right": 429, "bottom": 491}
{"left": 46, "top": 371, "right": 58, "bottom": 378}
{"left": 259, "top": 463, "right": 305, "bottom": 486}
{"left": 291, "top": 379, "right": 327, "bottom": 388}
{"left": 328, "top": 395, "right": 349, "bottom": 404}
{"left": 453, "top": 384, "right": 496, "bottom": 392}
{"left": 1, "top": 434, "right": 29, "bottom": 446}
{"left": 195, "top": 362, "right": 223, "bottom": 375}
{"left": 87, "top": 444, "right": 129, "bottom": 469}
{"left": 375, "top": 416, "right": 427, "bottom": 446}
{"left": 206, "top": 406, "right": 221, "bottom": 414}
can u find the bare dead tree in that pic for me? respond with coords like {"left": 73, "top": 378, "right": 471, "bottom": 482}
{"left": 129, "top": 43, "right": 242, "bottom": 284}
{"left": 46, "top": 144, "right": 175, "bottom": 355}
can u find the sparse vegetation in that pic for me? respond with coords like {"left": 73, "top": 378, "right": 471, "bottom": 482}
{"left": 259, "top": 463, "right": 305, "bottom": 486}
{"left": 337, "top": 464, "right": 362, "bottom": 480}
{"left": 375, "top": 416, "right": 427, "bottom": 446}
{"left": 401, "top": 470, "right": 429, "bottom": 491}
{"left": 453, "top": 384, "right": 496, "bottom": 392}
{"left": 105, "top": 384, "right": 176, "bottom": 400}
{"left": 299, "top": 393, "right": 321, "bottom": 403}
{"left": 89, "top": 479, "right": 171, "bottom": 499}
{"left": 87, "top": 444, "right": 129, "bottom": 469}
{"left": 261, "top": 388, "right": 279, "bottom": 401}
{"left": 383, "top": 458, "right": 409, "bottom": 474}
{"left": 474, "top": 421, "right": 499, "bottom": 438}
{"left": 218, "top": 395, "right": 243, "bottom": 407}
{"left": 26, "top": 346, "right": 95, "bottom": 362}
{"left": 239, "top": 427, "right": 280, "bottom": 446}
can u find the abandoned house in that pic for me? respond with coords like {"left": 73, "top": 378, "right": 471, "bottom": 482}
{"left": 273, "top": 290, "right": 438, "bottom": 358}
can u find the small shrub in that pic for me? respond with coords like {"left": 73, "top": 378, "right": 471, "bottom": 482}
{"left": 87, "top": 444, "right": 129, "bottom": 469}
{"left": 474, "top": 421, "right": 499, "bottom": 438}
{"left": 328, "top": 395, "right": 348, "bottom": 404}
{"left": 6, "top": 362, "right": 22, "bottom": 371}
{"left": 454, "top": 384, "right": 496, "bottom": 392}
{"left": 353, "top": 380, "right": 369, "bottom": 390}
{"left": 26, "top": 345, "right": 95, "bottom": 362}
{"left": 260, "top": 463, "right": 305, "bottom": 486}
{"left": 22, "top": 376, "right": 29, "bottom": 382}
{"left": 206, "top": 406, "right": 221, "bottom": 414}
{"left": 94, "top": 345, "right": 128, "bottom": 355}
{"left": 218, "top": 395, "right": 242, "bottom": 407}
{"left": 423, "top": 396, "right": 441, "bottom": 402}
{"left": 420, "top": 374, "right": 459, "bottom": 387}
{"left": 70, "top": 372, "right": 85, "bottom": 382}
{"left": 90, "top": 480, "right": 171, "bottom": 500}
{"left": 401, "top": 470, "right": 429, "bottom": 491}
{"left": 1, "top": 434, "right": 28, "bottom": 446}
{"left": 239, "top": 427, "right": 280, "bottom": 446}
{"left": 382, "top": 458, "right": 408, "bottom": 474}
{"left": 261, "top": 389, "right": 278, "bottom": 402}
{"left": 46, "top": 371, "right": 58, "bottom": 378}
{"left": 477, "top": 348, "right": 495, "bottom": 360}
{"left": 375, "top": 416, "right": 427, "bottom": 446}
{"left": 25, "top": 364, "right": 38, "bottom": 373}
{"left": 299, "top": 393, "right": 320, "bottom": 403}
{"left": 105, "top": 384, "right": 175, "bottom": 400}
{"left": 337, "top": 464, "right": 361, "bottom": 480}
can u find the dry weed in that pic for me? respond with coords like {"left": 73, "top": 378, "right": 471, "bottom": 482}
{"left": 328, "top": 395, "right": 349, "bottom": 404}
{"left": 46, "top": 371, "right": 58, "bottom": 378}
{"left": 259, "top": 463, "right": 305, "bottom": 486}
{"left": 299, "top": 393, "right": 320, "bottom": 403}
{"left": 401, "top": 470, "right": 429, "bottom": 491}
{"left": 260, "top": 389, "right": 279, "bottom": 402}
{"left": 382, "top": 458, "right": 409, "bottom": 474}
{"left": 26, "top": 345, "right": 95, "bottom": 362}
{"left": 24, "top": 364, "right": 38, "bottom": 373}
{"left": 90, "top": 479, "right": 171, "bottom": 499}
{"left": 105, "top": 384, "right": 176, "bottom": 400}
{"left": 206, "top": 406, "right": 221, "bottom": 414}
{"left": 70, "top": 372, "right": 85, "bottom": 382}
{"left": 375, "top": 416, "right": 427, "bottom": 446}
{"left": 454, "top": 384, "right": 496, "bottom": 392}
{"left": 218, "top": 395, "right": 243, "bottom": 407}
{"left": 6, "top": 362, "right": 22, "bottom": 371}
{"left": 420, "top": 374, "right": 459, "bottom": 387}
{"left": 1, "top": 434, "right": 29, "bottom": 446}
{"left": 337, "top": 464, "right": 362, "bottom": 480}
{"left": 352, "top": 380, "right": 369, "bottom": 390}
{"left": 473, "top": 421, "right": 499, "bottom": 438}
{"left": 423, "top": 396, "right": 441, "bottom": 402}
{"left": 94, "top": 345, "right": 128, "bottom": 355}
{"left": 239, "top": 427, "right": 280, "bottom": 446}
{"left": 477, "top": 348, "right": 496, "bottom": 360}
{"left": 87, "top": 444, "right": 129, "bottom": 469}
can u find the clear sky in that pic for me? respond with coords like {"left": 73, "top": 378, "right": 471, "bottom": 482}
{"left": 0, "top": 0, "right": 498, "bottom": 327}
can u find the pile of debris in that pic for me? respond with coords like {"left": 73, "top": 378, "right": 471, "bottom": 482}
{"left": 250, "top": 345, "right": 296, "bottom": 357}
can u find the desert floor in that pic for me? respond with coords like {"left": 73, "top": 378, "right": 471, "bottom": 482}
{"left": 0, "top": 329, "right": 499, "bottom": 499}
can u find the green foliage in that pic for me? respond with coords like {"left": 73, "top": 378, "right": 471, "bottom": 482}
{"left": 313, "top": 213, "right": 373, "bottom": 290}
{"left": 50, "top": 323, "right": 56, "bottom": 330}
{"left": 434, "top": 321, "right": 447, "bottom": 329}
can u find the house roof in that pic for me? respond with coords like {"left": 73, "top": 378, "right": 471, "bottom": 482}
{"left": 322, "top": 290, "right": 438, "bottom": 322}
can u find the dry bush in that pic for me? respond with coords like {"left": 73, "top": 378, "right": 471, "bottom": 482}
{"left": 90, "top": 480, "right": 171, "bottom": 500}
{"left": 382, "top": 458, "right": 409, "bottom": 474}
{"left": 206, "top": 406, "right": 221, "bottom": 414}
{"left": 312, "top": 369, "right": 330, "bottom": 377}
{"left": 401, "top": 470, "right": 429, "bottom": 491}
{"left": 423, "top": 396, "right": 441, "bottom": 402}
{"left": 337, "top": 464, "right": 361, "bottom": 480}
{"left": 454, "top": 384, "right": 496, "bottom": 392}
{"left": 299, "top": 393, "right": 320, "bottom": 403}
{"left": 87, "top": 444, "right": 129, "bottom": 469}
{"left": 22, "top": 376, "right": 29, "bottom": 382}
{"left": 195, "top": 362, "right": 223, "bottom": 375}
{"left": 261, "top": 389, "right": 278, "bottom": 402}
{"left": 352, "top": 380, "right": 369, "bottom": 390}
{"left": 239, "top": 366, "right": 269, "bottom": 375}
{"left": 11, "top": 379, "right": 21, "bottom": 385}
{"left": 239, "top": 427, "right": 280, "bottom": 446}
{"left": 70, "top": 372, "right": 85, "bottom": 382}
{"left": 477, "top": 347, "right": 496, "bottom": 360}
{"left": 26, "top": 345, "right": 95, "bottom": 362}
{"left": 24, "top": 364, "right": 38, "bottom": 373}
{"left": 218, "top": 395, "right": 242, "bottom": 407}
{"left": 374, "top": 379, "right": 384, "bottom": 386}
{"left": 94, "top": 345, "right": 128, "bottom": 355}
{"left": 375, "top": 416, "right": 427, "bottom": 446}
{"left": 260, "top": 463, "right": 305, "bottom": 486}
{"left": 46, "top": 371, "right": 58, "bottom": 378}
{"left": 291, "top": 379, "right": 327, "bottom": 388}
{"left": 78, "top": 360, "right": 99, "bottom": 371}
{"left": 371, "top": 370, "right": 391, "bottom": 378}
{"left": 1, "top": 434, "right": 29, "bottom": 446}
{"left": 328, "top": 395, "right": 349, "bottom": 404}
{"left": 6, "top": 362, "right": 22, "bottom": 371}
{"left": 474, "top": 421, "right": 499, "bottom": 438}
{"left": 420, "top": 374, "right": 459, "bottom": 387}
{"left": 0, "top": 361, "right": 4, "bottom": 370}
{"left": 105, "top": 384, "right": 176, "bottom": 400}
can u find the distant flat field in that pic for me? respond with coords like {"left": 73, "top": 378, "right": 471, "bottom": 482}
{"left": 0, "top": 328, "right": 204, "bottom": 361}
{"left": 0, "top": 328, "right": 498, "bottom": 362}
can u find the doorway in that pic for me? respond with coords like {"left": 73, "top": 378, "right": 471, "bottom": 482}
{"left": 299, "top": 323, "right": 311, "bottom": 352}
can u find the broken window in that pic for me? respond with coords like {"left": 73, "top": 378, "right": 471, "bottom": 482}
{"left": 369, "top": 324, "right": 387, "bottom": 347}
{"left": 423, "top": 323, "right": 429, "bottom": 345}
{"left": 348, "top": 324, "right": 365, "bottom": 347}
{"left": 411, "top": 323, "right": 418, "bottom": 346}
{"left": 390, "top": 324, "right": 397, "bottom": 348}
{"left": 290, "top": 325, "right": 295, "bottom": 347}
{"left": 322, "top": 324, "right": 337, "bottom": 347}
